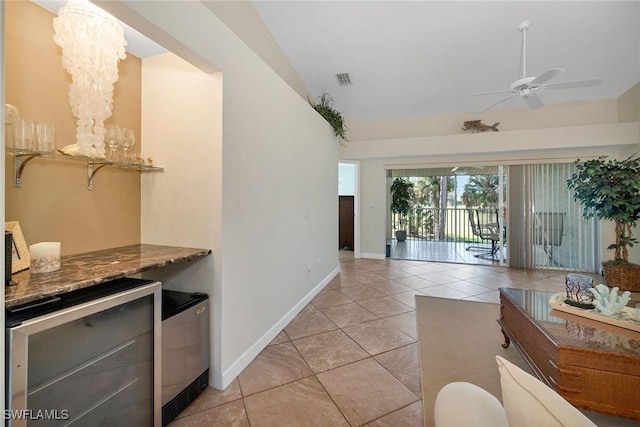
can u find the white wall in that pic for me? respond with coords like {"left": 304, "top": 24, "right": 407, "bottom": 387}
{"left": 140, "top": 53, "right": 222, "bottom": 388}
{"left": 359, "top": 159, "right": 387, "bottom": 259}
{"left": 118, "top": 2, "right": 339, "bottom": 389}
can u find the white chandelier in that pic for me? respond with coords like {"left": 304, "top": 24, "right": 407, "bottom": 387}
{"left": 53, "top": 0, "right": 127, "bottom": 157}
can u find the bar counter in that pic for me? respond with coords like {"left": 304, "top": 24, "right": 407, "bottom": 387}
{"left": 6, "top": 244, "right": 211, "bottom": 308}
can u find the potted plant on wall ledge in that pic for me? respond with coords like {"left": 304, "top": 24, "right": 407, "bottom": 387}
{"left": 566, "top": 154, "right": 640, "bottom": 291}
{"left": 310, "top": 93, "right": 348, "bottom": 145}
{"left": 390, "top": 177, "right": 414, "bottom": 242}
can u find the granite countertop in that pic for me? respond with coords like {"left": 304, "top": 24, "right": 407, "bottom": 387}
{"left": 6, "top": 244, "right": 211, "bottom": 308}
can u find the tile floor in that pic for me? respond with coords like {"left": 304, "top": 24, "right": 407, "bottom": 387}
{"left": 390, "top": 240, "right": 505, "bottom": 265}
{"left": 168, "top": 255, "right": 588, "bottom": 426}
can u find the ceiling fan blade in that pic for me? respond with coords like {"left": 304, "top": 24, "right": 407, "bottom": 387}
{"left": 472, "top": 89, "right": 515, "bottom": 96}
{"left": 476, "top": 94, "right": 517, "bottom": 114}
{"left": 522, "top": 92, "right": 543, "bottom": 109}
{"left": 529, "top": 68, "right": 564, "bottom": 86}
{"left": 542, "top": 78, "right": 603, "bottom": 90}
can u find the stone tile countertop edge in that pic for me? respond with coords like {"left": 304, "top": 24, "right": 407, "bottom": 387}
{"left": 6, "top": 244, "right": 212, "bottom": 308}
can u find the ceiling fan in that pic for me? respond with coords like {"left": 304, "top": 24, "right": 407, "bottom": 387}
{"left": 473, "top": 20, "right": 603, "bottom": 113}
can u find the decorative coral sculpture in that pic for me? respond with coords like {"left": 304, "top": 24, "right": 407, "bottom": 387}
{"left": 589, "top": 284, "right": 631, "bottom": 316}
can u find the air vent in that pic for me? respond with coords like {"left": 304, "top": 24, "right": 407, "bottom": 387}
{"left": 336, "top": 73, "right": 352, "bottom": 86}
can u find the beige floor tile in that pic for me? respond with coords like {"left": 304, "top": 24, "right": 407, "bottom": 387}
{"left": 399, "top": 265, "right": 435, "bottom": 276}
{"left": 311, "top": 289, "right": 353, "bottom": 308}
{"left": 418, "top": 285, "right": 472, "bottom": 300}
{"left": 319, "top": 302, "right": 379, "bottom": 328}
{"left": 375, "top": 268, "right": 414, "bottom": 280}
{"left": 357, "top": 296, "right": 413, "bottom": 318}
{"left": 364, "top": 401, "right": 424, "bottom": 427}
{"left": 364, "top": 261, "right": 407, "bottom": 272}
{"left": 464, "top": 290, "right": 501, "bottom": 304}
{"left": 388, "top": 290, "right": 427, "bottom": 308}
{"left": 168, "top": 400, "right": 249, "bottom": 426}
{"left": 176, "top": 380, "right": 242, "bottom": 418}
{"left": 464, "top": 274, "right": 510, "bottom": 288}
{"left": 353, "top": 271, "right": 387, "bottom": 284}
{"left": 384, "top": 311, "right": 418, "bottom": 339}
{"left": 395, "top": 275, "right": 435, "bottom": 289}
{"left": 244, "top": 376, "right": 349, "bottom": 427}
{"left": 444, "top": 266, "right": 497, "bottom": 280}
{"left": 343, "top": 318, "right": 415, "bottom": 355}
{"left": 317, "top": 358, "right": 418, "bottom": 426}
{"left": 268, "top": 330, "right": 290, "bottom": 346}
{"left": 329, "top": 275, "right": 365, "bottom": 289}
{"left": 374, "top": 343, "right": 422, "bottom": 396}
{"left": 416, "top": 263, "right": 455, "bottom": 273}
{"left": 238, "top": 342, "right": 313, "bottom": 396}
{"left": 416, "top": 272, "right": 459, "bottom": 285}
{"left": 338, "top": 284, "right": 386, "bottom": 301}
{"left": 368, "top": 280, "right": 414, "bottom": 295}
{"left": 284, "top": 305, "right": 338, "bottom": 339}
{"left": 444, "top": 281, "right": 495, "bottom": 296}
{"left": 292, "top": 329, "right": 369, "bottom": 373}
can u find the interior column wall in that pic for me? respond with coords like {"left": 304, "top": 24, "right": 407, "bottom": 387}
{"left": 139, "top": 53, "right": 222, "bottom": 388}
{"left": 110, "top": 1, "right": 340, "bottom": 388}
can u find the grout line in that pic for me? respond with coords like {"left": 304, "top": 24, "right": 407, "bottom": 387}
{"left": 183, "top": 259, "right": 576, "bottom": 425}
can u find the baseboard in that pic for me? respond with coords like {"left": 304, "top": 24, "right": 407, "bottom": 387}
{"left": 217, "top": 266, "right": 340, "bottom": 389}
{"left": 360, "top": 252, "right": 386, "bottom": 260}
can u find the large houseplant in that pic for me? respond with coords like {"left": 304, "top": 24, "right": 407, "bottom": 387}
{"left": 390, "top": 177, "right": 414, "bottom": 242}
{"left": 566, "top": 154, "right": 640, "bottom": 291}
{"left": 310, "top": 93, "right": 348, "bottom": 143}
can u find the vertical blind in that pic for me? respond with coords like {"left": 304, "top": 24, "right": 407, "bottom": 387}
{"left": 530, "top": 163, "right": 598, "bottom": 272}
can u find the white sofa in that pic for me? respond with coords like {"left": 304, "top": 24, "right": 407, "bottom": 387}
{"left": 434, "top": 356, "right": 597, "bottom": 427}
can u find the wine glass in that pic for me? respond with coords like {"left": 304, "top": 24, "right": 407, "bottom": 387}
{"left": 105, "top": 124, "right": 122, "bottom": 161}
{"left": 121, "top": 128, "right": 135, "bottom": 162}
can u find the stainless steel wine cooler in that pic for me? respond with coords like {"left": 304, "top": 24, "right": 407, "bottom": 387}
{"left": 5, "top": 278, "right": 162, "bottom": 427}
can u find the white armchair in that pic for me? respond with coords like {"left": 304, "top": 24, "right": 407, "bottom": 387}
{"left": 434, "top": 356, "right": 597, "bottom": 427}
{"left": 435, "top": 381, "right": 508, "bottom": 427}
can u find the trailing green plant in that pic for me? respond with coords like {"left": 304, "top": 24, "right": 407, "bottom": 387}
{"left": 310, "top": 93, "right": 348, "bottom": 141}
{"left": 566, "top": 154, "right": 640, "bottom": 264}
{"left": 390, "top": 177, "right": 414, "bottom": 230}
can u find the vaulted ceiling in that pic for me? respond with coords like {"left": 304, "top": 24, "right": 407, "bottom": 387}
{"left": 252, "top": 1, "right": 640, "bottom": 120}
{"left": 34, "top": 1, "right": 640, "bottom": 122}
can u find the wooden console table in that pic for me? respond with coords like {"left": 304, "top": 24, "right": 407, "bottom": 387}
{"left": 498, "top": 288, "right": 640, "bottom": 420}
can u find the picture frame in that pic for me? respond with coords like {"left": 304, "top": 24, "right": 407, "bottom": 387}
{"left": 5, "top": 221, "right": 30, "bottom": 273}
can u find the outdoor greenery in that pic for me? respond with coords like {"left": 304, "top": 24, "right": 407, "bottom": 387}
{"left": 461, "top": 176, "right": 499, "bottom": 208}
{"left": 310, "top": 93, "right": 348, "bottom": 141}
{"left": 412, "top": 177, "right": 455, "bottom": 208}
{"left": 566, "top": 154, "right": 640, "bottom": 264}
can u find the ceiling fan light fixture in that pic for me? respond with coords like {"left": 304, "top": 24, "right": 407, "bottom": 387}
{"left": 473, "top": 20, "right": 603, "bottom": 113}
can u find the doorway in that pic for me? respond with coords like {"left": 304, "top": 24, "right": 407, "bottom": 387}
{"left": 387, "top": 165, "right": 507, "bottom": 266}
{"left": 339, "top": 196, "right": 354, "bottom": 250}
{"left": 339, "top": 161, "right": 359, "bottom": 258}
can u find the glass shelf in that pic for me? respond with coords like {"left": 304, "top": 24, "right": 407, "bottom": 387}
{"left": 6, "top": 148, "right": 164, "bottom": 190}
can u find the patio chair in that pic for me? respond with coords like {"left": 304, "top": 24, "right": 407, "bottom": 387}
{"left": 473, "top": 209, "right": 502, "bottom": 260}
{"left": 533, "top": 212, "right": 565, "bottom": 265}
{"left": 466, "top": 208, "right": 490, "bottom": 252}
